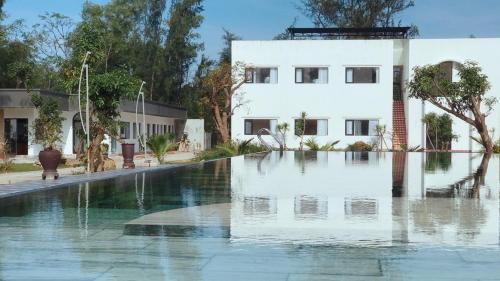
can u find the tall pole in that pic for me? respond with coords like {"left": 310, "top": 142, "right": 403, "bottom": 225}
{"left": 136, "top": 81, "right": 147, "bottom": 163}
{"left": 85, "top": 64, "right": 90, "bottom": 173}
{"left": 78, "top": 51, "right": 91, "bottom": 173}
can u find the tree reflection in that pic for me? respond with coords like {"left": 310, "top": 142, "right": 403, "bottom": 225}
{"left": 410, "top": 153, "right": 491, "bottom": 241}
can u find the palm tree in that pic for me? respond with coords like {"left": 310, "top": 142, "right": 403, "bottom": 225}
{"left": 276, "top": 122, "right": 290, "bottom": 150}
{"left": 296, "top": 111, "right": 307, "bottom": 151}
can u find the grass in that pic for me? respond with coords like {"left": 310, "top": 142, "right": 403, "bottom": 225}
{"left": 4, "top": 163, "right": 81, "bottom": 173}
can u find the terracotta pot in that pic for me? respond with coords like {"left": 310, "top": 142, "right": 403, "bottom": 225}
{"left": 121, "top": 143, "right": 135, "bottom": 169}
{"left": 39, "top": 149, "right": 61, "bottom": 180}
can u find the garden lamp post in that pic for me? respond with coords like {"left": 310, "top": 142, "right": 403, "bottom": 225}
{"left": 78, "top": 51, "right": 91, "bottom": 173}
{"left": 135, "top": 81, "right": 147, "bottom": 163}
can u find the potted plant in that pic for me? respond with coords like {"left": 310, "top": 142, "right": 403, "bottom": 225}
{"left": 31, "top": 94, "right": 65, "bottom": 180}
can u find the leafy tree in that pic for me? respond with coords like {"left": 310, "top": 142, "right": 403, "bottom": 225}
{"left": 162, "top": 0, "right": 204, "bottom": 105}
{"left": 219, "top": 29, "right": 241, "bottom": 64}
{"left": 30, "top": 94, "right": 65, "bottom": 150}
{"left": 299, "top": 0, "right": 418, "bottom": 37}
{"left": 409, "top": 61, "right": 496, "bottom": 153}
{"left": 295, "top": 111, "right": 307, "bottom": 151}
{"left": 201, "top": 62, "right": 247, "bottom": 142}
{"left": 64, "top": 4, "right": 140, "bottom": 172}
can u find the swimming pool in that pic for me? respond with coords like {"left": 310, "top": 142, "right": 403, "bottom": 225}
{"left": 0, "top": 152, "right": 499, "bottom": 280}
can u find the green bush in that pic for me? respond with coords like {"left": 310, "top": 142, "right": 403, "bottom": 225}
{"left": 31, "top": 94, "right": 65, "bottom": 150}
{"left": 196, "top": 139, "right": 266, "bottom": 161}
{"left": 347, "top": 141, "right": 373, "bottom": 152}
{"left": 305, "top": 138, "right": 340, "bottom": 151}
{"left": 147, "top": 134, "right": 177, "bottom": 164}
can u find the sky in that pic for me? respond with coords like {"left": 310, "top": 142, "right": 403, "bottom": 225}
{"left": 3, "top": 0, "right": 500, "bottom": 59}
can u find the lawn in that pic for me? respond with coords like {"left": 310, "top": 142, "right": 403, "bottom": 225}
{"left": 4, "top": 163, "right": 80, "bottom": 173}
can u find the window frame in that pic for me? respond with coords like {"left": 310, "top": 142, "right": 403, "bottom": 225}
{"left": 244, "top": 67, "right": 278, "bottom": 84}
{"left": 345, "top": 119, "right": 379, "bottom": 136}
{"left": 345, "top": 67, "right": 379, "bottom": 84}
{"left": 295, "top": 67, "right": 328, "bottom": 84}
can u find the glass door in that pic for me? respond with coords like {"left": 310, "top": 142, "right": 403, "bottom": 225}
{"left": 4, "top": 119, "right": 29, "bottom": 155}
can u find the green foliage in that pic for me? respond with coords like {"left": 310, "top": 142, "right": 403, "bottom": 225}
{"left": 196, "top": 139, "right": 266, "bottom": 161}
{"left": 425, "top": 152, "right": 452, "bottom": 172}
{"left": 147, "top": 134, "right": 177, "bottom": 164}
{"left": 163, "top": 0, "right": 204, "bottom": 105}
{"left": 30, "top": 94, "right": 65, "bottom": 150}
{"left": 347, "top": 141, "right": 373, "bottom": 152}
{"left": 299, "top": 0, "right": 418, "bottom": 37}
{"left": 409, "top": 61, "right": 495, "bottom": 153}
{"left": 219, "top": 29, "right": 241, "bottom": 64}
{"left": 304, "top": 138, "right": 340, "bottom": 151}
{"left": 422, "top": 113, "right": 457, "bottom": 150}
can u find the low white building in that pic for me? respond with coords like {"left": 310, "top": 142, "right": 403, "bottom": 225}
{"left": 231, "top": 27, "right": 500, "bottom": 151}
{"left": 0, "top": 89, "right": 193, "bottom": 157}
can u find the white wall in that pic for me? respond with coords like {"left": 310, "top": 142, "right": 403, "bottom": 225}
{"left": 406, "top": 38, "right": 500, "bottom": 151}
{"left": 109, "top": 111, "right": 177, "bottom": 154}
{"left": 184, "top": 119, "right": 205, "bottom": 152}
{"left": 231, "top": 40, "right": 394, "bottom": 149}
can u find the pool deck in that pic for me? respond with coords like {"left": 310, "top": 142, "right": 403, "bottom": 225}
{"left": 0, "top": 162, "right": 192, "bottom": 199}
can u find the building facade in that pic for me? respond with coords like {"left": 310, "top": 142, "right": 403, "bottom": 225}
{"left": 0, "top": 89, "right": 188, "bottom": 157}
{"left": 231, "top": 34, "right": 500, "bottom": 151}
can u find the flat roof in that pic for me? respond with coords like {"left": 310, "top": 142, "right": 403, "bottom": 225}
{"left": 0, "top": 89, "right": 187, "bottom": 119}
{"left": 288, "top": 27, "right": 411, "bottom": 40}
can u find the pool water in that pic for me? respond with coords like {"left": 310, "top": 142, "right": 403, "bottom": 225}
{"left": 0, "top": 152, "right": 499, "bottom": 280}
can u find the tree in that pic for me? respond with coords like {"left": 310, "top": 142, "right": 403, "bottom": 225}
{"left": 409, "top": 61, "right": 496, "bottom": 153}
{"left": 201, "top": 62, "right": 246, "bottom": 142}
{"left": 276, "top": 122, "right": 290, "bottom": 149}
{"left": 219, "top": 29, "right": 241, "bottom": 64}
{"left": 0, "top": 0, "right": 4, "bottom": 14}
{"left": 299, "top": 0, "right": 418, "bottom": 37}
{"left": 162, "top": 0, "right": 204, "bottom": 105}
{"left": 295, "top": 111, "right": 308, "bottom": 151}
{"left": 64, "top": 5, "right": 140, "bottom": 172}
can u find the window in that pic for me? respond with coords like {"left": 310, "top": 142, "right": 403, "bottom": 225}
{"left": 295, "top": 67, "right": 328, "bottom": 84}
{"left": 133, "top": 123, "right": 137, "bottom": 139}
{"left": 294, "top": 119, "right": 328, "bottom": 136}
{"left": 345, "top": 120, "right": 378, "bottom": 136}
{"left": 346, "top": 67, "right": 379, "bottom": 83}
{"left": 147, "top": 124, "right": 151, "bottom": 136}
{"left": 244, "top": 119, "right": 277, "bottom": 135}
{"left": 120, "top": 122, "right": 130, "bottom": 139}
{"left": 245, "top": 67, "right": 278, "bottom": 84}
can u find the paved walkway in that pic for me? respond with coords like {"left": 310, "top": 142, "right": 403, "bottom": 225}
{"left": 0, "top": 151, "right": 196, "bottom": 199}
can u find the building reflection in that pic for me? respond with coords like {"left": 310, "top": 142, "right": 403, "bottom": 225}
{"left": 228, "top": 151, "right": 499, "bottom": 246}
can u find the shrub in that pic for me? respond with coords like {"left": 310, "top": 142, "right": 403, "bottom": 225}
{"left": 196, "top": 139, "right": 266, "bottom": 161}
{"left": 347, "top": 141, "right": 373, "bottom": 152}
{"left": 147, "top": 134, "right": 177, "bottom": 164}
{"left": 305, "top": 138, "right": 340, "bottom": 151}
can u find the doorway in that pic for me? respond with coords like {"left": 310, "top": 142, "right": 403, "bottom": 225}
{"left": 4, "top": 118, "right": 29, "bottom": 155}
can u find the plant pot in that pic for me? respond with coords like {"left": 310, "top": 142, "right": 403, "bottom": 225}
{"left": 39, "top": 149, "right": 61, "bottom": 180}
{"left": 121, "top": 143, "right": 135, "bottom": 169}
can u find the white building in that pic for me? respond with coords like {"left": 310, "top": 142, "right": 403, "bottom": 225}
{"left": 231, "top": 27, "right": 500, "bottom": 151}
{"left": 0, "top": 89, "right": 197, "bottom": 157}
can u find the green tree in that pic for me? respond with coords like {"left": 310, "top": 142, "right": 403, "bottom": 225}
{"left": 162, "top": 0, "right": 204, "bottom": 105}
{"left": 295, "top": 111, "right": 307, "bottom": 151}
{"left": 219, "top": 29, "right": 241, "bottom": 64}
{"left": 300, "top": 0, "right": 418, "bottom": 37}
{"left": 64, "top": 5, "right": 140, "bottom": 172}
{"left": 409, "top": 61, "right": 496, "bottom": 153}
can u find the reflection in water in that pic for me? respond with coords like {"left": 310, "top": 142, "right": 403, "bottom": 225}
{"left": 294, "top": 195, "right": 328, "bottom": 219}
{"left": 344, "top": 151, "right": 380, "bottom": 164}
{"left": 0, "top": 151, "right": 499, "bottom": 280}
{"left": 425, "top": 152, "right": 452, "bottom": 172}
{"left": 232, "top": 151, "right": 498, "bottom": 246}
{"left": 344, "top": 198, "right": 378, "bottom": 220}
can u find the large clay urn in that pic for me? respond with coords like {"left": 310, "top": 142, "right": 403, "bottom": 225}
{"left": 39, "top": 149, "right": 62, "bottom": 180}
{"left": 121, "top": 143, "right": 135, "bottom": 169}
